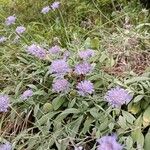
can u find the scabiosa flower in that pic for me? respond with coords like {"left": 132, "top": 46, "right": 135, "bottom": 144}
{"left": 97, "top": 135, "right": 123, "bottom": 150}
{"left": 21, "top": 89, "right": 33, "bottom": 100}
{"left": 52, "top": 79, "right": 69, "bottom": 93}
{"left": 78, "top": 49, "right": 94, "bottom": 60}
{"left": 0, "top": 142, "right": 12, "bottom": 150}
{"left": 51, "top": 1, "right": 60, "bottom": 10}
{"left": 0, "top": 36, "right": 6, "bottom": 43}
{"left": 26, "top": 44, "right": 46, "bottom": 59}
{"left": 77, "top": 80, "right": 94, "bottom": 96}
{"left": 50, "top": 59, "right": 70, "bottom": 76}
{"left": 49, "top": 45, "right": 61, "bottom": 54}
{"left": 0, "top": 94, "right": 10, "bottom": 112}
{"left": 5, "top": 15, "right": 16, "bottom": 26}
{"left": 74, "top": 62, "right": 92, "bottom": 75}
{"left": 41, "top": 6, "right": 50, "bottom": 14}
{"left": 15, "top": 26, "right": 26, "bottom": 34}
{"left": 105, "top": 86, "right": 133, "bottom": 107}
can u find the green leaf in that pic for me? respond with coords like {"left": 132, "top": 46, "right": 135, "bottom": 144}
{"left": 82, "top": 116, "right": 93, "bottom": 134}
{"left": 124, "top": 77, "right": 150, "bottom": 84}
{"left": 133, "top": 95, "right": 144, "bottom": 103}
{"left": 69, "top": 116, "right": 83, "bottom": 137}
{"left": 90, "top": 108, "right": 99, "bottom": 119}
{"left": 144, "top": 131, "right": 150, "bottom": 150}
{"left": 35, "top": 112, "right": 58, "bottom": 126}
{"left": 131, "top": 129, "right": 144, "bottom": 148}
{"left": 126, "top": 136, "right": 133, "bottom": 149}
{"left": 143, "top": 106, "right": 150, "bottom": 123}
{"left": 15, "top": 81, "right": 23, "bottom": 96}
{"left": 99, "top": 51, "right": 107, "bottom": 63}
{"left": 55, "top": 108, "right": 80, "bottom": 122}
{"left": 52, "top": 96, "right": 66, "bottom": 110}
{"left": 122, "top": 111, "right": 136, "bottom": 124}
{"left": 91, "top": 37, "right": 99, "bottom": 49}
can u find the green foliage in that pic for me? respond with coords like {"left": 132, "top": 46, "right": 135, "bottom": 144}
{"left": 0, "top": 0, "right": 150, "bottom": 149}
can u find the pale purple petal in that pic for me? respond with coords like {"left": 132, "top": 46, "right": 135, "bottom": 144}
{"left": 74, "top": 62, "right": 92, "bottom": 75}
{"left": 78, "top": 49, "right": 94, "bottom": 60}
{"left": 97, "top": 135, "right": 123, "bottom": 150}
{"left": 26, "top": 44, "right": 46, "bottom": 59}
{"left": 41, "top": 6, "right": 50, "bottom": 14}
{"left": 105, "top": 86, "right": 133, "bottom": 107}
{"left": 52, "top": 78, "right": 69, "bottom": 93}
{"left": 50, "top": 59, "right": 70, "bottom": 76}
{"left": 49, "top": 45, "right": 61, "bottom": 54}
{"left": 0, "top": 36, "right": 7, "bottom": 43}
{"left": 51, "top": 1, "right": 60, "bottom": 10}
{"left": 0, "top": 142, "right": 12, "bottom": 150}
{"left": 5, "top": 15, "right": 16, "bottom": 26}
{"left": 16, "top": 26, "right": 26, "bottom": 34}
{"left": 21, "top": 89, "right": 33, "bottom": 100}
{"left": 0, "top": 94, "right": 10, "bottom": 112}
{"left": 77, "top": 80, "right": 94, "bottom": 96}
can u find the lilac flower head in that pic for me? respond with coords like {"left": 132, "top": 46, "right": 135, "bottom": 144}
{"left": 5, "top": 15, "right": 16, "bottom": 26}
{"left": 0, "top": 94, "right": 10, "bottom": 112}
{"left": 50, "top": 59, "right": 70, "bottom": 76}
{"left": 77, "top": 80, "right": 94, "bottom": 96}
{"left": 49, "top": 45, "right": 61, "bottom": 54}
{"left": 97, "top": 135, "right": 122, "bottom": 150}
{"left": 51, "top": 1, "right": 60, "bottom": 10}
{"left": 0, "top": 36, "right": 7, "bottom": 43}
{"left": 52, "top": 79, "right": 69, "bottom": 93}
{"left": 75, "top": 62, "right": 92, "bottom": 75}
{"left": 41, "top": 6, "right": 50, "bottom": 14}
{"left": 16, "top": 26, "right": 26, "bottom": 34}
{"left": 78, "top": 49, "right": 94, "bottom": 60}
{"left": 0, "top": 142, "right": 12, "bottom": 150}
{"left": 21, "top": 89, "right": 33, "bottom": 100}
{"left": 105, "top": 86, "right": 133, "bottom": 107}
{"left": 26, "top": 44, "right": 46, "bottom": 59}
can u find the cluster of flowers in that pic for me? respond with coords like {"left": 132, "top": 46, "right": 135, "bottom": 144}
{"left": 0, "top": 15, "right": 26, "bottom": 44}
{"left": 41, "top": 1, "right": 60, "bottom": 14}
{"left": 0, "top": 1, "right": 134, "bottom": 149}
{"left": 49, "top": 48, "right": 95, "bottom": 95}
{"left": 0, "top": 45, "right": 132, "bottom": 150}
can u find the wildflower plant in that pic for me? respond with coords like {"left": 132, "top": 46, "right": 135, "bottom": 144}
{"left": 0, "top": 0, "right": 150, "bottom": 150}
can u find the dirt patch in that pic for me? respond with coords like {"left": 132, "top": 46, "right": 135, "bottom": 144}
{"left": 103, "top": 51, "right": 150, "bottom": 76}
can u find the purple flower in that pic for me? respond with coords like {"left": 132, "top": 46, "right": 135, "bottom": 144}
{"left": 52, "top": 79, "right": 69, "bottom": 93}
{"left": 0, "top": 36, "right": 7, "bottom": 43}
{"left": 41, "top": 6, "right": 50, "bottom": 14}
{"left": 74, "top": 62, "right": 92, "bottom": 75}
{"left": 26, "top": 44, "right": 46, "bottom": 59}
{"left": 105, "top": 86, "right": 133, "bottom": 107}
{"left": 0, "top": 142, "right": 12, "bottom": 150}
{"left": 78, "top": 49, "right": 94, "bottom": 60}
{"left": 49, "top": 45, "right": 61, "bottom": 54}
{"left": 97, "top": 135, "right": 122, "bottom": 150}
{"left": 51, "top": 1, "right": 60, "bottom": 10}
{"left": 21, "top": 89, "right": 33, "bottom": 100}
{"left": 16, "top": 26, "right": 26, "bottom": 34}
{"left": 50, "top": 59, "right": 70, "bottom": 76}
{"left": 5, "top": 15, "right": 16, "bottom": 26}
{"left": 0, "top": 94, "right": 10, "bottom": 112}
{"left": 77, "top": 80, "right": 94, "bottom": 96}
